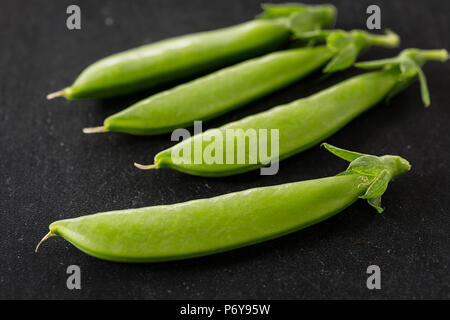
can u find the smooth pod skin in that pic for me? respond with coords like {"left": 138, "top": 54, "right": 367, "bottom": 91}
{"left": 65, "top": 21, "right": 290, "bottom": 99}
{"left": 153, "top": 69, "right": 400, "bottom": 176}
{"left": 92, "top": 30, "right": 399, "bottom": 135}
{"left": 149, "top": 49, "right": 447, "bottom": 177}
{"left": 38, "top": 145, "right": 411, "bottom": 263}
{"left": 104, "top": 46, "right": 334, "bottom": 135}
{"left": 50, "top": 4, "right": 337, "bottom": 100}
{"left": 47, "top": 175, "right": 365, "bottom": 262}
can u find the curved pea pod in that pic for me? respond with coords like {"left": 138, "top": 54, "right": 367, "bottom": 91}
{"left": 84, "top": 30, "right": 399, "bottom": 135}
{"left": 47, "top": 3, "right": 337, "bottom": 100}
{"left": 36, "top": 144, "right": 410, "bottom": 263}
{"left": 137, "top": 49, "right": 448, "bottom": 177}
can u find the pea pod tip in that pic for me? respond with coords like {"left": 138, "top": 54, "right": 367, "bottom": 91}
{"left": 82, "top": 126, "right": 108, "bottom": 134}
{"left": 46, "top": 89, "right": 66, "bottom": 100}
{"left": 134, "top": 163, "right": 158, "bottom": 170}
{"left": 35, "top": 231, "right": 55, "bottom": 253}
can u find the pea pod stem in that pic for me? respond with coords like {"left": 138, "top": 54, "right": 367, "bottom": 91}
{"left": 365, "top": 30, "right": 399, "bottom": 47}
{"left": 420, "top": 49, "right": 449, "bottom": 61}
{"left": 355, "top": 48, "right": 449, "bottom": 107}
{"left": 37, "top": 144, "right": 411, "bottom": 263}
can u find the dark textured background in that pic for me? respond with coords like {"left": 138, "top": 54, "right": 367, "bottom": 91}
{"left": 1, "top": 0, "right": 449, "bottom": 299}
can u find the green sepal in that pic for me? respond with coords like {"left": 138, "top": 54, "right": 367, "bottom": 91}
{"left": 350, "top": 162, "right": 392, "bottom": 212}
{"left": 257, "top": 3, "right": 311, "bottom": 19}
{"left": 294, "top": 29, "right": 331, "bottom": 41}
{"left": 355, "top": 49, "right": 449, "bottom": 106}
{"left": 400, "top": 57, "right": 417, "bottom": 77}
{"left": 417, "top": 68, "right": 431, "bottom": 107}
{"left": 324, "top": 42, "right": 359, "bottom": 72}
{"left": 322, "top": 31, "right": 361, "bottom": 72}
{"left": 295, "top": 29, "right": 399, "bottom": 73}
{"left": 257, "top": 3, "right": 336, "bottom": 36}
{"left": 354, "top": 57, "right": 402, "bottom": 69}
{"left": 360, "top": 169, "right": 391, "bottom": 199}
{"left": 321, "top": 143, "right": 366, "bottom": 162}
{"left": 288, "top": 11, "right": 327, "bottom": 36}
{"left": 325, "top": 30, "right": 399, "bottom": 72}
{"left": 367, "top": 197, "right": 384, "bottom": 213}
{"left": 346, "top": 156, "right": 386, "bottom": 177}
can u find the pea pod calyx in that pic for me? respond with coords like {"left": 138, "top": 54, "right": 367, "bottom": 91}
{"left": 257, "top": 3, "right": 337, "bottom": 35}
{"left": 322, "top": 143, "right": 410, "bottom": 213}
{"left": 297, "top": 29, "right": 400, "bottom": 72}
{"left": 355, "top": 48, "right": 449, "bottom": 106}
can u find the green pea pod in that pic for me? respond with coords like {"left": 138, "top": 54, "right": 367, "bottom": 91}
{"left": 36, "top": 144, "right": 410, "bottom": 263}
{"left": 84, "top": 29, "right": 399, "bottom": 135}
{"left": 137, "top": 49, "right": 448, "bottom": 177}
{"left": 47, "top": 3, "right": 336, "bottom": 100}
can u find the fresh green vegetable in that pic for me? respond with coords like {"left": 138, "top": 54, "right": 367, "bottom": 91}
{"left": 36, "top": 144, "right": 410, "bottom": 263}
{"left": 136, "top": 49, "right": 448, "bottom": 177}
{"left": 83, "top": 30, "right": 399, "bottom": 135}
{"left": 47, "top": 3, "right": 336, "bottom": 100}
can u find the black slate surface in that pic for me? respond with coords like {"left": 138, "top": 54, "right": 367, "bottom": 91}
{"left": 1, "top": 0, "right": 449, "bottom": 299}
